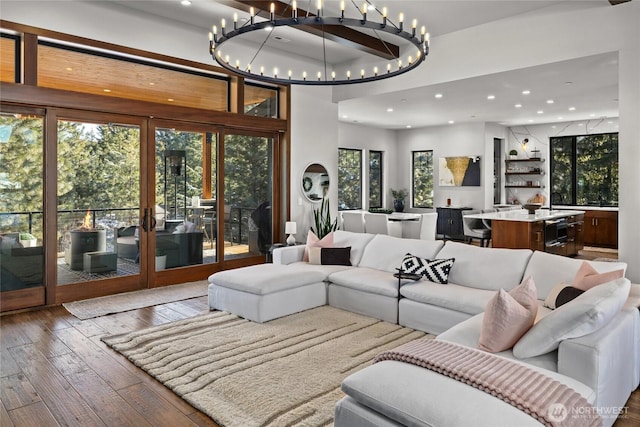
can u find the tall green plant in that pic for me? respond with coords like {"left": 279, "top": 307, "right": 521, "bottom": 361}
{"left": 311, "top": 198, "right": 338, "bottom": 239}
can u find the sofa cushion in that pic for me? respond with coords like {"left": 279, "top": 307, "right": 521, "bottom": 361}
{"left": 209, "top": 264, "right": 326, "bottom": 295}
{"left": 288, "top": 261, "right": 354, "bottom": 277}
{"left": 303, "top": 230, "right": 334, "bottom": 262}
{"left": 522, "top": 250, "right": 627, "bottom": 300}
{"left": 573, "top": 261, "right": 625, "bottom": 291}
{"left": 328, "top": 267, "right": 399, "bottom": 298}
{"left": 358, "top": 234, "right": 444, "bottom": 273}
{"left": 400, "top": 254, "right": 454, "bottom": 284}
{"left": 514, "top": 277, "right": 631, "bottom": 359}
{"left": 544, "top": 283, "right": 585, "bottom": 309}
{"left": 333, "top": 230, "right": 376, "bottom": 266}
{"left": 399, "top": 281, "right": 495, "bottom": 315}
{"left": 308, "top": 246, "right": 352, "bottom": 266}
{"left": 435, "top": 241, "right": 532, "bottom": 291}
{"left": 478, "top": 277, "right": 538, "bottom": 353}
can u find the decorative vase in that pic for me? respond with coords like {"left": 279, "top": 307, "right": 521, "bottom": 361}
{"left": 393, "top": 199, "right": 405, "bottom": 212}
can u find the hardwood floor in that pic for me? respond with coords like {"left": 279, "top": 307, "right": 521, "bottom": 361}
{"left": 1, "top": 296, "right": 219, "bottom": 426}
{"left": 1, "top": 293, "right": 638, "bottom": 426}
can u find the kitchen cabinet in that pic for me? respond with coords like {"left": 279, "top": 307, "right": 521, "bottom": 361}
{"left": 583, "top": 210, "right": 617, "bottom": 248}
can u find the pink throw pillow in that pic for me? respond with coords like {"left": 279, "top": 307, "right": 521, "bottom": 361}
{"left": 478, "top": 276, "right": 538, "bottom": 353}
{"left": 303, "top": 231, "right": 334, "bottom": 262}
{"left": 573, "top": 261, "right": 624, "bottom": 291}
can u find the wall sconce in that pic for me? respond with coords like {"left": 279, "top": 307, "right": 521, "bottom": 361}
{"left": 285, "top": 221, "right": 297, "bottom": 245}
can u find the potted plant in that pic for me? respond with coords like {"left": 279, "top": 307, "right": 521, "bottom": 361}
{"left": 311, "top": 198, "right": 338, "bottom": 239}
{"left": 509, "top": 149, "right": 518, "bottom": 159}
{"left": 391, "top": 188, "right": 408, "bottom": 212}
{"left": 19, "top": 232, "right": 37, "bottom": 247}
{"left": 155, "top": 248, "right": 167, "bottom": 271}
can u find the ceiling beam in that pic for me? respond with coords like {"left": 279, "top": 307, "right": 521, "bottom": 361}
{"left": 216, "top": 0, "right": 400, "bottom": 60}
{"left": 608, "top": 0, "right": 632, "bottom": 5}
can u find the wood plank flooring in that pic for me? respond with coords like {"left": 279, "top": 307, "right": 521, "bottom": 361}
{"left": 1, "top": 296, "right": 219, "bottom": 426}
{"left": 1, "top": 292, "right": 639, "bottom": 426}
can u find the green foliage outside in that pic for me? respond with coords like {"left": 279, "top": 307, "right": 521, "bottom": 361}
{"left": 412, "top": 151, "right": 434, "bottom": 208}
{"left": 338, "top": 148, "right": 362, "bottom": 210}
{"left": 551, "top": 133, "right": 618, "bottom": 206}
{"left": 369, "top": 151, "right": 382, "bottom": 208}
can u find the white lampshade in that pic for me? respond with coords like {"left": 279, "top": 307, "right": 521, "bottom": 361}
{"left": 285, "top": 221, "right": 297, "bottom": 234}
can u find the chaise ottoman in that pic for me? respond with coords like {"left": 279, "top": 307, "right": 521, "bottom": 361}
{"left": 208, "top": 264, "right": 327, "bottom": 322}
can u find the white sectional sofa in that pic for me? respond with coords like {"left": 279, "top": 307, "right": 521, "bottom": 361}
{"left": 208, "top": 230, "right": 639, "bottom": 427}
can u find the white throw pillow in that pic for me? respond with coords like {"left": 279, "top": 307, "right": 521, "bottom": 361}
{"left": 513, "top": 277, "right": 630, "bottom": 359}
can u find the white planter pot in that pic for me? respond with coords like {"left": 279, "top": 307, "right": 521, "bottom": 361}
{"left": 20, "top": 238, "right": 37, "bottom": 248}
{"left": 155, "top": 255, "right": 167, "bottom": 271}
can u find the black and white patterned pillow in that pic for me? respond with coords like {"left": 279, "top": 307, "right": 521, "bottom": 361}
{"left": 400, "top": 253, "right": 455, "bottom": 284}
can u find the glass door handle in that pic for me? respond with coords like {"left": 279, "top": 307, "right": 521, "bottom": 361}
{"left": 141, "top": 207, "right": 149, "bottom": 232}
{"left": 149, "top": 208, "right": 157, "bottom": 231}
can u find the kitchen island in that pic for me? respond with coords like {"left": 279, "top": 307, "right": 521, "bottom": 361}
{"left": 465, "top": 209, "right": 585, "bottom": 256}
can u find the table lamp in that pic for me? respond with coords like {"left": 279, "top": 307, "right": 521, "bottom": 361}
{"left": 285, "top": 221, "right": 297, "bottom": 245}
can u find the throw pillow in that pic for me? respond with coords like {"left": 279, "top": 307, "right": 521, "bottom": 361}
{"left": 478, "top": 289, "right": 533, "bottom": 353}
{"left": 308, "top": 247, "right": 352, "bottom": 266}
{"left": 513, "top": 277, "right": 630, "bottom": 359}
{"left": 478, "top": 276, "right": 538, "bottom": 353}
{"left": 544, "top": 282, "right": 585, "bottom": 309}
{"left": 573, "top": 261, "right": 624, "bottom": 291}
{"left": 303, "top": 231, "right": 334, "bottom": 262}
{"left": 400, "top": 254, "right": 455, "bottom": 284}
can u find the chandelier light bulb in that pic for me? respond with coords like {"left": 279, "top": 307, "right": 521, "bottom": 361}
{"left": 382, "top": 7, "right": 388, "bottom": 18}
{"left": 288, "top": 69, "right": 292, "bottom": 79}
{"left": 387, "top": 63, "right": 391, "bottom": 73}
{"left": 224, "top": 55, "right": 229, "bottom": 64}
{"left": 361, "top": 69, "right": 365, "bottom": 78}
{"left": 260, "top": 65, "right": 264, "bottom": 75}
{"left": 274, "top": 67, "right": 278, "bottom": 78}
{"left": 270, "top": 3, "right": 275, "bottom": 21}
{"left": 340, "top": 0, "right": 345, "bottom": 19}
{"left": 317, "top": 71, "right": 321, "bottom": 80}
{"left": 332, "top": 71, "right": 336, "bottom": 80}
{"left": 292, "top": 0, "right": 297, "bottom": 18}
{"left": 317, "top": 0, "right": 322, "bottom": 16}
{"left": 347, "top": 70, "right": 351, "bottom": 79}
{"left": 374, "top": 66, "right": 378, "bottom": 76}
{"left": 303, "top": 71, "right": 307, "bottom": 80}
{"left": 412, "top": 19, "right": 417, "bottom": 37}
{"left": 235, "top": 59, "right": 240, "bottom": 68}
{"left": 247, "top": 63, "right": 251, "bottom": 72}
{"left": 408, "top": 56, "right": 413, "bottom": 65}
{"left": 250, "top": 6, "right": 255, "bottom": 24}
{"left": 399, "top": 13, "right": 404, "bottom": 31}
{"left": 398, "top": 59, "right": 402, "bottom": 69}
{"left": 233, "top": 13, "right": 238, "bottom": 30}
{"left": 208, "top": 32, "right": 213, "bottom": 41}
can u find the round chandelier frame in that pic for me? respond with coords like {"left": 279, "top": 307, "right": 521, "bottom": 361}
{"left": 208, "top": 2, "right": 429, "bottom": 86}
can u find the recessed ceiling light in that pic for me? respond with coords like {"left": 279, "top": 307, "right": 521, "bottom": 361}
{"left": 434, "top": 93, "right": 443, "bottom": 99}
{"left": 568, "top": 106, "right": 576, "bottom": 111}
{"left": 514, "top": 104, "right": 522, "bottom": 108}
{"left": 448, "top": 120, "right": 455, "bottom": 124}
{"left": 552, "top": 125, "right": 557, "bottom": 128}
{"left": 522, "top": 90, "right": 531, "bottom": 95}
{"left": 590, "top": 113, "right": 596, "bottom": 117}
{"left": 65, "top": 67, "right": 73, "bottom": 71}
{"left": 181, "top": 0, "right": 191, "bottom": 6}
{"left": 103, "top": 89, "right": 111, "bottom": 92}
{"left": 149, "top": 82, "right": 155, "bottom": 86}
{"left": 487, "top": 95, "right": 496, "bottom": 100}
{"left": 342, "top": 115, "right": 349, "bottom": 119}
{"left": 386, "top": 108, "right": 394, "bottom": 112}
{"left": 406, "top": 125, "right": 412, "bottom": 129}
{"left": 528, "top": 119, "right": 534, "bottom": 123}
{"left": 167, "top": 98, "right": 174, "bottom": 102}
{"left": 557, "top": 116, "right": 564, "bottom": 120}
{"left": 565, "top": 81, "right": 573, "bottom": 85}
{"left": 367, "top": 4, "right": 376, "bottom": 11}
{"left": 546, "top": 99, "right": 554, "bottom": 104}
{"left": 537, "top": 110, "right": 544, "bottom": 114}
{"left": 264, "top": 26, "right": 273, "bottom": 31}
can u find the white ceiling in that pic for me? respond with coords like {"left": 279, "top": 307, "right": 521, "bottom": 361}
{"left": 104, "top": 0, "right": 619, "bottom": 129}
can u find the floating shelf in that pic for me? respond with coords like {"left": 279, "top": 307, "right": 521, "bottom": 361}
{"left": 505, "top": 158, "right": 544, "bottom": 162}
{"left": 505, "top": 185, "right": 542, "bottom": 188}
{"left": 505, "top": 172, "right": 543, "bottom": 175}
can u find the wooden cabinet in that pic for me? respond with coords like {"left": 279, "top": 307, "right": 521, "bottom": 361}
{"left": 565, "top": 214, "right": 584, "bottom": 256}
{"left": 492, "top": 220, "right": 543, "bottom": 251}
{"left": 583, "top": 210, "right": 618, "bottom": 248}
{"left": 436, "top": 207, "right": 470, "bottom": 240}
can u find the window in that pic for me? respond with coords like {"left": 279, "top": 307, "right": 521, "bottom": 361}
{"left": 244, "top": 82, "right": 278, "bottom": 118}
{"left": 0, "top": 34, "right": 20, "bottom": 83}
{"left": 338, "top": 148, "right": 362, "bottom": 210}
{"left": 368, "top": 150, "right": 383, "bottom": 208}
{"left": 412, "top": 150, "right": 434, "bottom": 208}
{"left": 550, "top": 133, "right": 618, "bottom": 207}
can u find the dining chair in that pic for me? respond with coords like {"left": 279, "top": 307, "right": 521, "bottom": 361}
{"left": 341, "top": 211, "right": 365, "bottom": 233}
{"left": 462, "top": 209, "right": 491, "bottom": 247}
{"left": 481, "top": 208, "right": 496, "bottom": 231}
{"left": 418, "top": 212, "right": 438, "bottom": 240}
{"left": 400, "top": 214, "right": 423, "bottom": 239}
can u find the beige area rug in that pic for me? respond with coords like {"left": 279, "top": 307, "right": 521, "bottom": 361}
{"left": 63, "top": 280, "right": 208, "bottom": 319}
{"left": 102, "top": 306, "right": 429, "bottom": 427}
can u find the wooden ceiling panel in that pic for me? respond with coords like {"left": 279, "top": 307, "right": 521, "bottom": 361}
{"left": 37, "top": 45, "right": 228, "bottom": 111}
{"left": 1, "top": 37, "right": 17, "bottom": 83}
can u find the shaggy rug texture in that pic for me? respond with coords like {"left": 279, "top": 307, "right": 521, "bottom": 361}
{"left": 102, "top": 306, "right": 428, "bottom": 427}
{"left": 63, "top": 280, "right": 208, "bottom": 319}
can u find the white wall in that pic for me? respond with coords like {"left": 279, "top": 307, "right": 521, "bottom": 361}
{"left": 338, "top": 123, "right": 398, "bottom": 210}
{"left": 397, "top": 122, "right": 487, "bottom": 210}
{"left": 289, "top": 86, "right": 338, "bottom": 241}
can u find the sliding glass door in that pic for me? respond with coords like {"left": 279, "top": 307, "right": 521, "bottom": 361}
{"left": 56, "top": 114, "right": 143, "bottom": 296}
{"left": 0, "top": 108, "right": 46, "bottom": 310}
{"left": 223, "top": 132, "right": 274, "bottom": 260}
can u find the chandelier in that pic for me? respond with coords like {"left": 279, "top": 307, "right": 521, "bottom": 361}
{"left": 208, "top": 1, "right": 429, "bottom": 85}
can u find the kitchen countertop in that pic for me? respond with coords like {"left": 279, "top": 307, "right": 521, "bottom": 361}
{"left": 465, "top": 209, "right": 585, "bottom": 223}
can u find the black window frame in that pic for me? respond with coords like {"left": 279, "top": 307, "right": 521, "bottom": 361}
{"left": 412, "top": 150, "right": 434, "bottom": 209}
{"left": 550, "top": 132, "right": 618, "bottom": 207}
{"left": 244, "top": 81, "right": 279, "bottom": 119}
{"left": 368, "top": 150, "right": 383, "bottom": 209}
{"left": 338, "top": 148, "right": 363, "bottom": 211}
